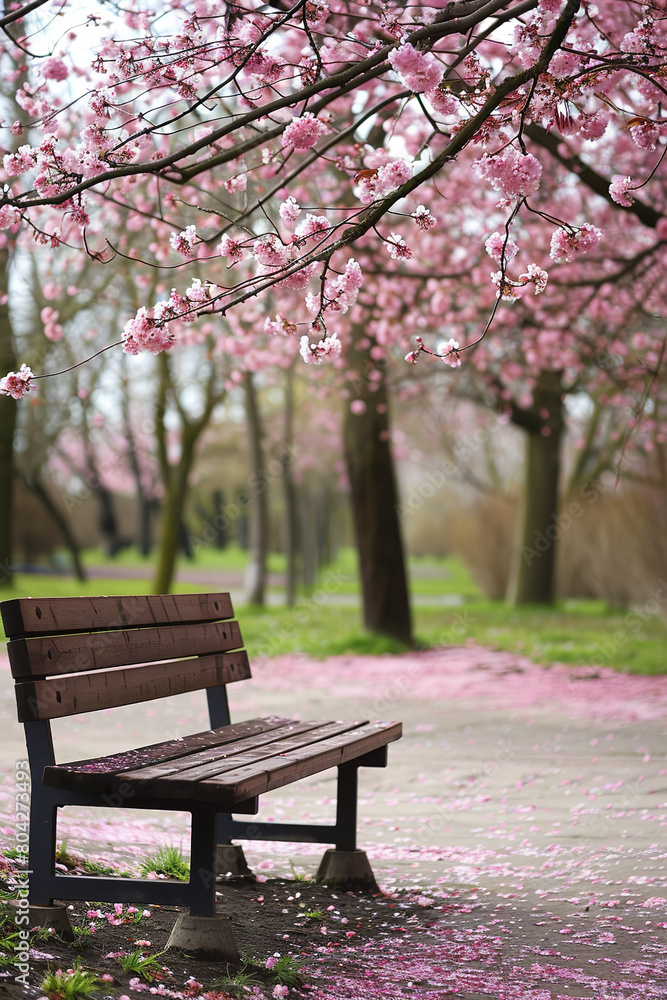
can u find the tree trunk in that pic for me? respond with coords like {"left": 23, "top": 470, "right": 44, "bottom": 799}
{"left": 342, "top": 327, "right": 414, "bottom": 646}
{"left": 506, "top": 371, "right": 565, "bottom": 605}
{"left": 23, "top": 475, "right": 87, "bottom": 582}
{"left": 152, "top": 353, "right": 221, "bottom": 594}
{"left": 282, "top": 364, "right": 299, "bottom": 607}
{"left": 153, "top": 438, "right": 195, "bottom": 594}
{"left": 0, "top": 248, "right": 16, "bottom": 588}
{"left": 243, "top": 372, "right": 269, "bottom": 605}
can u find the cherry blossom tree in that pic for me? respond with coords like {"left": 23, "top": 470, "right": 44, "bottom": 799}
{"left": 0, "top": 0, "right": 665, "bottom": 620}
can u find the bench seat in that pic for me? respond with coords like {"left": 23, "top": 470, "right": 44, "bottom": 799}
{"left": 43, "top": 716, "right": 402, "bottom": 807}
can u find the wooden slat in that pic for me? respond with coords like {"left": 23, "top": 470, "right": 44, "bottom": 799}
{"left": 199, "top": 721, "right": 403, "bottom": 803}
{"left": 123, "top": 720, "right": 360, "bottom": 783}
{"left": 0, "top": 593, "right": 234, "bottom": 639}
{"left": 15, "top": 650, "right": 251, "bottom": 721}
{"left": 8, "top": 620, "right": 243, "bottom": 678}
{"left": 42, "top": 716, "right": 294, "bottom": 789}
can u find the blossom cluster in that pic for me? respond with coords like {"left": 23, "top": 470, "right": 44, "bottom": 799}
{"left": 0, "top": 364, "right": 35, "bottom": 399}
{"left": 474, "top": 149, "right": 542, "bottom": 203}
{"left": 300, "top": 329, "right": 342, "bottom": 363}
{"left": 549, "top": 223, "right": 602, "bottom": 263}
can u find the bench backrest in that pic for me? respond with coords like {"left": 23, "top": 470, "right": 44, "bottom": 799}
{"left": 1, "top": 593, "right": 250, "bottom": 723}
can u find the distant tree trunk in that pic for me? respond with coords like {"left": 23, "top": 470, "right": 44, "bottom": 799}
{"left": 243, "top": 372, "right": 269, "bottom": 605}
{"left": 283, "top": 363, "right": 299, "bottom": 606}
{"left": 0, "top": 248, "right": 16, "bottom": 588}
{"left": 23, "top": 475, "right": 87, "bottom": 582}
{"left": 121, "top": 376, "right": 154, "bottom": 556}
{"left": 342, "top": 326, "right": 414, "bottom": 646}
{"left": 97, "top": 486, "right": 122, "bottom": 557}
{"left": 506, "top": 370, "right": 565, "bottom": 605}
{"left": 153, "top": 423, "right": 199, "bottom": 593}
{"left": 153, "top": 352, "right": 221, "bottom": 594}
{"left": 212, "top": 490, "right": 227, "bottom": 549}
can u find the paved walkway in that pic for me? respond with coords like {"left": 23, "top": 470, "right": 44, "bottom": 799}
{"left": 2, "top": 645, "right": 667, "bottom": 996}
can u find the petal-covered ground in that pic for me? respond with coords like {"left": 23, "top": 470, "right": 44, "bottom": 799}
{"left": 2, "top": 644, "right": 667, "bottom": 998}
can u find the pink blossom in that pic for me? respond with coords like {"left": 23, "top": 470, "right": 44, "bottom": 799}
{"left": 264, "top": 313, "right": 297, "bottom": 336}
{"left": 350, "top": 399, "right": 366, "bottom": 415}
{"left": 184, "top": 278, "right": 212, "bottom": 304}
{"left": 41, "top": 56, "right": 68, "bottom": 81}
{"left": 169, "top": 225, "right": 198, "bottom": 257}
{"left": 3, "top": 145, "right": 36, "bottom": 177}
{"left": 324, "top": 258, "right": 363, "bottom": 312}
{"left": 519, "top": 263, "right": 549, "bottom": 295}
{"left": 89, "top": 89, "right": 113, "bottom": 119}
{"left": 218, "top": 233, "right": 244, "bottom": 263}
{"left": 122, "top": 308, "right": 175, "bottom": 355}
{"left": 224, "top": 173, "right": 247, "bottom": 194}
{"left": 388, "top": 41, "right": 443, "bottom": 93}
{"left": 384, "top": 234, "right": 413, "bottom": 259}
{"left": 0, "top": 205, "right": 19, "bottom": 230}
{"left": 0, "top": 364, "right": 36, "bottom": 399}
{"left": 295, "top": 214, "right": 331, "bottom": 239}
{"left": 439, "top": 337, "right": 462, "bottom": 367}
{"left": 67, "top": 203, "right": 89, "bottom": 229}
{"left": 609, "top": 175, "right": 634, "bottom": 207}
{"left": 491, "top": 270, "right": 519, "bottom": 301}
{"left": 272, "top": 986, "right": 289, "bottom": 999}
{"left": 355, "top": 158, "right": 412, "bottom": 204}
{"left": 412, "top": 205, "right": 436, "bottom": 230}
{"left": 10, "top": 121, "right": 23, "bottom": 136}
{"left": 485, "top": 231, "right": 519, "bottom": 264}
{"left": 424, "top": 87, "right": 459, "bottom": 116}
{"left": 281, "top": 262, "right": 317, "bottom": 290}
{"left": 282, "top": 112, "right": 329, "bottom": 151}
{"left": 265, "top": 955, "right": 279, "bottom": 969}
{"left": 474, "top": 148, "right": 542, "bottom": 201}
{"left": 629, "top": 118, "right": 662, "bottom": 151}
{"left": 549, "top": 223, "right": 603, "bottom": 263}
{"left": 279, "top": 196, "right": 301, "bottom": 224}
{"left": 252, "top": 235, "right": 291, "bottom": 268}
{"left": 300, "top": 330, "right": 342, "bottom": 364}
{"left": 576, "top": 110, "right": 609, "bottom": 140}
{"left": 404, "top": 350, "right": 419, "bottom": 364}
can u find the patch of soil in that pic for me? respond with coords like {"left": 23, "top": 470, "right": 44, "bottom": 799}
{"left": 3, "top": 876, "right": 439, "bottom": 999}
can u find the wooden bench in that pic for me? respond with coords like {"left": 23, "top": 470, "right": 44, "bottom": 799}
{"left": 1, "top": 593, "right": 401, "bottom": 959}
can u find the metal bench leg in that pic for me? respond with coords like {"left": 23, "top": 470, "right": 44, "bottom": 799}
{"left": 189, "top": 808, "right": 219, "bottom": 917}
{"left": 25, "top": 781, "right": 74, "bottom": 938}
{"left": 166, "top": 808, "right": 240, "bottom": 962}
{"left": 334, "top": 762, "right": 358, "bottom": 852}
{"left": 316, "top": 763, "right": 379, "bottom": 891}
{"left": 215, "top": 813, "right": 253, "bottom": 877}
{"left": 28, "top": 796, "right": 57, "bottom": 906}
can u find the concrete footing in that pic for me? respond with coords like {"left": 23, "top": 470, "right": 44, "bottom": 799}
{"left": 165, "top": 913, "right": 240, "bottom": 962}
{"left": 315, "top": 849, "right": 379, "bottom": 892}
{"left": 15, "top": 903, "right": 74, "bottom": 941}
{"left": 215, "top": 843, "right": 253, "bottom": 879}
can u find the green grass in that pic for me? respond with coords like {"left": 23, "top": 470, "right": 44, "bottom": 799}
{"left": 138, "top": 844, "right": 190, "bottom": 881}
{"left": 0, "top": 549, "right": 664, "bottom": 674}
